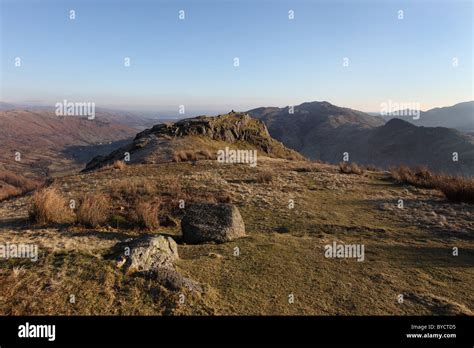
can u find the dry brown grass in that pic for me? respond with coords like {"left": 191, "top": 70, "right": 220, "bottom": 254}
{"left": 172, "top": 150, "right": 194, "bottom": 163}
{"left": 390, "top": 165, "right": 437, "bottom": 189}
{"left": 437, "top": 177, "right": 474, "bottom": 204}
{"left": 176, "top": 151, "right": 188, "bottom": 162}
{"left": 163, "top": 177, "right": 182, "bottom": 198}
{"left": 197, "top": 149, "right": 213, "bottom": 160}
{"left": 111, "top": 179, "right": 157, "bottom": 201}
{"left": 390, "top": 165, "right": 474, "bottom": 204}
{"left": 0, "top": 170, "right": 40, "bottom": 201}
{"left": 256, "top": 170, "right": 273, "bottom": 184}
{"left": 3, "top": 157, "right": 474, "bottom": 316}
{"left": 0, "top": 250, "right": 192, "bottom": 315}
{"left": 172, "top": 153, "right": 181, "bottom": 162}
{"left": 0, "top": 185, "right": 21, "bottom": 201}
{"left": 113, "top": 160, "right": 126, "bottom": 170}
{"left": 172, "top": 149, "right": 210, "bottom": 162}
{"left": 29, "top": 187, "right": 73, "bottom": 224}
{"left": 339, "top": 162, "right": 364, "bottom": 175}
{"left": 132, "top": 201, "right": 160, "bottom": 230}
{"left": 185, "top": 150, "right": 197, "bottom": 161}
{"left": 365, "top": 164, "right": 381, "bottom": 171}
{"left": 76, "top": 193, "right": 111, "bottom": 227}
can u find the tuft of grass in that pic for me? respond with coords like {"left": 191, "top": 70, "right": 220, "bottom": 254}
{"left": 29, "top": 187, "right": 73, "bottom": 224}
{"left": 0, "top": 170, "right": 41, "bottom": 201}
{"left": 255, "top": 170, "right": 273, "bottom": 184}
{"left": 185, "top": 151, "right": 197, "bottom": 161}
{"left": 339, "top": 162, "right": 364, "bottom": 175}
{"left": 177, "top": 151, "right": 188, "bottom": 162}
{"left": 172, "top": 153, "right": 181, "bottom": 162}
{"left": 0, "top": 185, "right": 22, "bottom": 201}
{"left": 111, "top": 179, "right": 157, "bottom": 202}
{"left": 198, "top": 149, "right": 213, "bottom": 160}
{"left": 437, "top": 177, "right": 474, "bottom": 204}
{"left": 132, "top": 201, "right": 160, "bottom": 230}
{"left": 76, "top": 193, "right": 111, "bottom": 227}
{"left": 390, "top": 165, "right": 474, "bottom": 204}
{"left": 113, "top": 160, "right": 126, "bottom": 170}
{"left": 390, "top": 165, "right": 437, "bottom": 189}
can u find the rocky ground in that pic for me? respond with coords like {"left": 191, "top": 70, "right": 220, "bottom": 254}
{"left": 0, "top": 157, "right": 472, "bottom": 315}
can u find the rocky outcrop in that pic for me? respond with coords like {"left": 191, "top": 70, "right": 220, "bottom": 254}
{"left": 137, "top": 112, "right": 270, "bottom": 144}
{"left": 181, "top": 203, "right": 246, "bottom": 244}
{"left": 108, "top": 235, "right": 201, "bottom": 292}
{"left": 83, "top": 112, "right": 304, "bottom": 171}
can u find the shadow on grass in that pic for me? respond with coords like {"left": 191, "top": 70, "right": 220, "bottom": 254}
{"left": 368, "top": 244, "right": 474, "bottom": 268}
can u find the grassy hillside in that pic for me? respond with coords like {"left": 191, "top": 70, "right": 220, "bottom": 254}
{"left": 0, "top": 157, "right": 472, "bottom": 315}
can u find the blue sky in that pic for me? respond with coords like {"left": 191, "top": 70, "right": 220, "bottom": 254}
{"left": 1, "top": 0, "right": 472, "bottom": 115}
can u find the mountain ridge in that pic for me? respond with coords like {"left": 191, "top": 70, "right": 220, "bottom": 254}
{"left": 248, "top": 101, "right": 474, "bottom": 175}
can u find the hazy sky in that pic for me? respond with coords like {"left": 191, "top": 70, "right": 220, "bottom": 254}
{"left": 1, "top": 0, "right": 472, "bottom": 115}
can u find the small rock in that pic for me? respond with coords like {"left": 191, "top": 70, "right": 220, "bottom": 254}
{"left": 152, "top": 267, "right": 202, "bottom": 292}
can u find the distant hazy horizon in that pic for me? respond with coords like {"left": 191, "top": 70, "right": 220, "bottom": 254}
{"left": 1, "top": 99, "right": 473, "bottom": 118}
{"left": 1, "top": 0, "right": 472, "bottom": 114}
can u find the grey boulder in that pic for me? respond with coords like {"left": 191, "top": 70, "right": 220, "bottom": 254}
{"left": 112, "top": 235, "right": 179, "bottom": 272}
{"left": 108, "top": 234, "right": 202, "bottom": 292}
{"left": 181, "top": 203, "right": 246, "bottom": 244}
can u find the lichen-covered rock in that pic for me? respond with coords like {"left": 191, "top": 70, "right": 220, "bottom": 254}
{"left": 108, "top": 235, "right": 202, "bottom": 292}
{"left": 111, "top": 235, "right": 179, "bottom": 272}
{"left": 181, "top": 203, "right": 245, "bottom": 244}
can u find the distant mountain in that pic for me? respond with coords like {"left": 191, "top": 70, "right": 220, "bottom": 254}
{"left": 248, "top": 101, "right": 474, "bottom": 175}
{"left": 0, "top": 109, "right": 137, "bottom": 177}
{"left": 92, "top": 108, "right": 165, "bottom": 130}
{"left": 358, "top": 119, "right": 474, "bottom": 175}
{"left": 0, "top": 102, "right": 18, "bottom": 111}
{"left": 248, "top": 101, "right": 385, "bottom": 157}
{"left": 0, "top": 102, "right": 161, "bottom": 130}
{"left": 380, "top": 101, "right": 474, "bottom": 132}
{"left": 84, "top": 111, "right": 303, "bottom": 171}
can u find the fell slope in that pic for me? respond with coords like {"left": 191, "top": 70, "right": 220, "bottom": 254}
{"left": 0, "top": 158, "right": 472, "bottom": 315}
{"left": 0, "top": 109, "right": 136, "bottom": 178}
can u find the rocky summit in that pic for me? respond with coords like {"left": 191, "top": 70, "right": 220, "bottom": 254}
{"left": 84, "top": 112, "right": 303, "bottom": 171}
